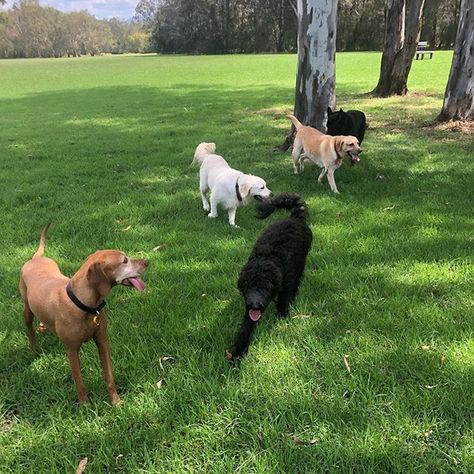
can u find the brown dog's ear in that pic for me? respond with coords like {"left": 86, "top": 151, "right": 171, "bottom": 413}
{"left": 237, "top": 177, "right": 253, "bottom": 199}
{"left": 87, "top": 262, "right": 111, "bottom": 296}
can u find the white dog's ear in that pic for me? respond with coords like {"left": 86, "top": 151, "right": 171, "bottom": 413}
{"left": 237, "top": 177, "right": 253, "bottom": 199}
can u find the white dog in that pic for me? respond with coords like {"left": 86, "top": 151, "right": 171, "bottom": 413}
{"left": 192, "top": 142, "right": 272, "bottom": 227}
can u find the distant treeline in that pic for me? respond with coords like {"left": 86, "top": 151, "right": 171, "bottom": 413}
{"left": 0, "top": 0, "right": 460, "bottom": 58}
{"left": 0, "top": 0, "right": 150, "bottom": 58}
{"left": 140, "top": 0, "right": 460, "bottom": 54}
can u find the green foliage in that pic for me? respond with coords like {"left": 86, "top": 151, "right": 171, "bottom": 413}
{"left": 0, "top": 3, "right": 148, "bottom": 58}
{"left": 0, "top": 52, "right": 473, "bottom": 473}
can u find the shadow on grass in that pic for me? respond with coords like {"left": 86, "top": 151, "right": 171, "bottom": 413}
{"left": 0, "top": 83, "right": 473, "bottom": 471}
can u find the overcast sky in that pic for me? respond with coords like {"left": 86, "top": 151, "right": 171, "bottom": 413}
{"left": 0, "top": 0, "right": 137, "bottom": 19}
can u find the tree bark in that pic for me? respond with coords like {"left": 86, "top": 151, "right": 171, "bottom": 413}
{"left": 438, "top": 0, "right": 474, "bottom": 122}
{"left": 277, "top": 0, "right": 338, "bottom": 151}
{"left": 373, "top": 0, "right": 426, "bottom": 97}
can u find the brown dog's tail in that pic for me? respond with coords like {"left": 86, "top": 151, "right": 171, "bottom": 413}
{"left": 33, "top": 223, "right": 51, "bottom": 259}
{"left": 287, "top": 114, "right": 304, "bottom": 131}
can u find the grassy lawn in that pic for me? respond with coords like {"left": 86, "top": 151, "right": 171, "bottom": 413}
{"left": 0, "top": 51, "right": 473, "bottom": 473}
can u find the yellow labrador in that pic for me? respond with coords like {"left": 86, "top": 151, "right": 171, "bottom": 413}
{"left": 288, "top": 115, "right": 362, "bottom": 194}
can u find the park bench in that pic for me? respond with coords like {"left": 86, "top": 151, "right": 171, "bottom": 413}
{"left": 415, "top": 41, "right": 434, "bottom": 60}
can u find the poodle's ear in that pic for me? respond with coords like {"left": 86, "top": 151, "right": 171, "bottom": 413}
{"left": 237, "top": 177, "right": 253, "bottom": 199}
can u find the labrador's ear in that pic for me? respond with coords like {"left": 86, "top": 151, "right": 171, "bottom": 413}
{"left": 237, "top": 177, "right": 253, "bottom": 199}
{"left": 327, "top": 107, "right": 333, "bottom": 115}
{"left": 87, "top": 262, "right": 111, "bottom": 296}
{"left": 335, "top": 136, "right": 344, "bottom": 154}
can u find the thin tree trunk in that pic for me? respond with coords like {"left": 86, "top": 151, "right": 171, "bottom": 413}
{"left": 276, "top": 0, "right": 338, "bottom": 151}
{"left": 438, "top": 0, "right": 474, "bottom": 121}
{"left": 373, "top": 0, "right": 425, "bottom": 97}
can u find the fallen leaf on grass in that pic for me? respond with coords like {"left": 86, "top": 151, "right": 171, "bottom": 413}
{"left": 156, "top": 379, "right": 165, "bottom": 389}
{"left": 343, "top": 355, "right": 351, "bottom": 374}
{"left": 159, "top": 356, "right": 175, "bottom": 370}
{"left": 420, "top": 345, "right": 432, "bottom": 351}
{"left": 291, "top": 435, "right": 318, "bottom": 446}
{"left": 291, "top": 313, "right": 311, "bottom": 320}
{"left": 424, "top": 384, "right": 438, "bottom": 390}
{"left": 76, "top": 458, "right": 88, "bottom": 474}
{"left": 224, "top": 350, "right": 233, "bottom": 360}
{"left": 152, "top": 245, "right": 163, "bottom": 252}
{"left": 382, "top": 204, "right": 396, "bottom": 212}
{"left": 122, "top": 225, "right": 132, "bottom": 231}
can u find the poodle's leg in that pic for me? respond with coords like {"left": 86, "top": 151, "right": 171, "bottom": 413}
{"left": 227, "top": 207, "right": 239, "bottom": 227}
{"left": 292, "top": 138, "right": 304, "bottom": 174}
{"left": 317, "top": 167, "right": 327, "bottom": 184}
{"left": 276, "top": 288, "right": 291, "bottom": 318}
{"left": 277, "top": 270, "right": 305, "bottom": 318}
{"left": 327, "top": 169, "right": 340, "bottom": 194}
{"left": 208, "top": 193, "right": 218, "bottom": 218}
{"left": 229, "top": 316, "right": 257, "bottom": 359}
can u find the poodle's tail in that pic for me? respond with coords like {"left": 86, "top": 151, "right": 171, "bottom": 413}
{"left": 256, "top": 193, "right": 308, "bottom": 220}
{"left": 287, "top": 114, "right": 304, "bottom": 131}
{"left": 33, "top": 223, "right": 51, "bottom": 259}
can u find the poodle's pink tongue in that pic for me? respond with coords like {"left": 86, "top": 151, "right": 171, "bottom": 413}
{"left": 249, "top": 309, "right": 262, "bottom": 322}
{"left": 125, "top": 277, "right": 145, "bottom": 292}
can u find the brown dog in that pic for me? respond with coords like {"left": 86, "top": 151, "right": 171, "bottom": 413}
{"left": 19, "top": 224, "right": 149, "bottom": 405}
{"left": 288, "top": 115, "right": 362, "bottom": 194}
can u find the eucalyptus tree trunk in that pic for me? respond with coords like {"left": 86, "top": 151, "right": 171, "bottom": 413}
{"left": 373, "top": 0, "right": 426, "bottom": 97}
{"left": 277, "top": 0, "right": 338, "bottom": 151}
{"left": 438, "top": 0, "right": 474, "bottom": 121}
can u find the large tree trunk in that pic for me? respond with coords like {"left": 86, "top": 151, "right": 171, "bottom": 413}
{"left": 277, "top": 0, "right": 338, "bottom": 151}
{"left": 294, "top": 0, "right": 338, "bottom": 128}
{"left": 373, "top": 0, "right": 426, "bottom": 97}
{"left": 438, "top": 0, "right": 474, "bottom": 122}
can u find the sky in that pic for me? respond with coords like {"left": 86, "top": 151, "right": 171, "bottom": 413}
{"left": 0, "top": 0, "right": 138, "bottom": 20}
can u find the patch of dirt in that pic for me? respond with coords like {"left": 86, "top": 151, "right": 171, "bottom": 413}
{"left": 435, "top": 120, "right": 474, "bottom": 134}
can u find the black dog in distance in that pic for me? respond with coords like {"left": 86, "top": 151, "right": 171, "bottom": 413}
{"left": 227, "top": 193, "right": 312, "bottom": 360}
{"left": 327, "top": 107, "right": 367, "bottom": 144}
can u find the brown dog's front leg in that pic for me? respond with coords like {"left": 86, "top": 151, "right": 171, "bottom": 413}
{"left": 93, "top": 332, "right": 121, "bottom": 405}
{"left": 66, "top": 347, "right": 89, "bottom": 405}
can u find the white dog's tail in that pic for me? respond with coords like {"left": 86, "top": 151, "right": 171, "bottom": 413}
{"left": 287, "top": 114, "right": 304, "bottom": 131}
{"left": 192, "top": 142, "right": 216, "bottom": 165}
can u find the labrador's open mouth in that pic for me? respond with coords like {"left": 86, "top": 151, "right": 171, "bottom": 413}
{"left": 347, "top": 151, "right": 360, "bottom": 164}
{"left": 121, "top": 277, "right": 145, "bottom": 292}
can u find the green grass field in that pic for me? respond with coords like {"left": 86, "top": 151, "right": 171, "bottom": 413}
{"left": 0, "top": 51, "right": 473, "bottom": 473}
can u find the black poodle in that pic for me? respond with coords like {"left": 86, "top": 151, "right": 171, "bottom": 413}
{"left": 226, "top": 193, "right": 313, "bottom": 360}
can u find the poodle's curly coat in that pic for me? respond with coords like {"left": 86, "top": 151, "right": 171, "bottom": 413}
{"left": 228, "top": 193, "right": 313, "bottom": 360}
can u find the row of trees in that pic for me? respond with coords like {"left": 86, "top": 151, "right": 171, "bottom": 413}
{"left": 288, "top": 0, "right": 472, "bottom": 141}
{"left": 135, "top": 0, "right": 460, "bottom": 54}
{"left": 0, "top": 0, "right": 150, "bottom": 58}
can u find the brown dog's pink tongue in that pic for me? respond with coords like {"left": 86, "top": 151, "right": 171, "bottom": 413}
{"left": 127, "top": 277, "right": 145, "bottom": 292}
{"left": 249, "top": 309, "right": 262, "bottom": 322}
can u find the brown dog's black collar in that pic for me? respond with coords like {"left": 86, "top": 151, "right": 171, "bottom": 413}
{"left": 66, "top": 282, "right": 106, "bottom": 315}
{"left": 235, "top": 176, "right": 243, "bottom": 202}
